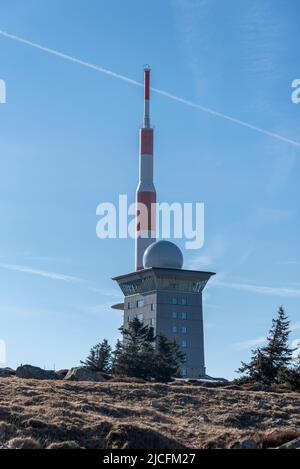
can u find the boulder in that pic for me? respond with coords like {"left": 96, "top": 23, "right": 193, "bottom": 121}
{"left": 231, "top": 439, "right": 258, "bottom": 450}
{"left": 0, "top": 368, "right": 15, "bottom": 378}
{"left": 64, "top": 367, "right": 107, "bottom": 382}
{"left": 16, "top": 365, "right": 63, "bottom": 380}
{"left": 278, "top": 437, "right": 300, "bottom": 449}
{"left": 55, "top": 369, "right": 69, "bottom": 377}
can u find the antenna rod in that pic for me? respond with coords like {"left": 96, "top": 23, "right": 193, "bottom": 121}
{"left": 144, "top": 67, "right": 151, "bottom": 128}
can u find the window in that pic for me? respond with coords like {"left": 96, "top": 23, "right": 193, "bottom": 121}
{"left": 181, "top": 312, "right": 187, "bottom": 320}
{"left": 171, "top": 297, "right": 177, "bottom": 305}
{"left": 172, "top": 325, "right": 178, "bottom": 334}
{"left": 150, "top": 304, "right": 154, "bottom": 311}
{"left": 136, "top": 299, "right": 144, "bottom": 308}
{"left": 181, "top": 340, "right": 187, "bottom": 348}
{"left": 172, "top": 312, "right": 177, "bottom": 319}
{"left": 181, "top": 367, "right": 188, "bottom": 377}
{"left": 181, "top": 326, "right": 187, "bottom": 334}
{"left": 128, "top": 302, "right": 131, "bottom": 309}
{"left": 137, "top": 313, "right": 144, "bottom": 321}
{"left": 181, "top": 297, "right": 188, "bottom": 305}
{"left": 149, "top": 318, "right": 154, "bottom": 326}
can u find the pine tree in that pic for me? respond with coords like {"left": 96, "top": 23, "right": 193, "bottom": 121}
{"left": 277, "top": 341, "right": 300, "bottom": 391}
{"left": 238, "top": 348, "right": 273, "bottom": 383}
{"left": 154, "top": 335, "right": 186, "bottom": 382}
{"left": 113, "top": 318, "right": 156, "bottom": 379}
{"left": 296, "top": 342, "right": 300, "bottom": 371}
{"left": 81, "top": 339, "right": 112, "bottom": 372}
{"left": 113, "top": 318, "right": 187, "bottom": 381}
{"left": 262, "top": 306, "right": 294, "bottom": 382}
{"left": 111, "top": 339, "right": 123, "bottom": 374}
{"left": 277, "top": 366, "right": 300, "bottom": 391}
{"left": 121, "top": 317, "right": 156, "bottom": 348}
{"left": 238, "top": 307, "right": 295, "bottom": 384}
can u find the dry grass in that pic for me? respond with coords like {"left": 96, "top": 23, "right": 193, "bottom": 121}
{"left": 0, "top": 378, "right": 300, "bottom": 449}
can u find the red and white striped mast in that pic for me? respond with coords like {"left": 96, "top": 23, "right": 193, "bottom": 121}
{"left": 135, "top": 67, "right": 156, "bottom": 271}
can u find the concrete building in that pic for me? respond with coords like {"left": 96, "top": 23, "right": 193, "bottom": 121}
{"left": 113, "top": 240, "right": 215, "bottom": 378}
{"left": 112, "top": 69, "right": 215, "bottom": 379}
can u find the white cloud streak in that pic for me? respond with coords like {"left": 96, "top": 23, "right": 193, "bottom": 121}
{"left": 0, "top": 30, "right": 142, "bottom": 88}
{"left": 0, "top": 29, "right": 300, "bottom": 148}
{"left": 215, "top": 281, "right": 300, "bottom": 298}
{"left": 0, "top": 263, "right": 122, "bottom": 303}
{"left": 0, "top": 263, "right": 84, "bottom": 284}
{"left": 236, "top": 322, "right": 300, "bottom": 351}
{"left": 235, "top": 336, "right": 266, "bottom": 351}
{"left": 186, "top": 235, "right": 226, "bottom": 270}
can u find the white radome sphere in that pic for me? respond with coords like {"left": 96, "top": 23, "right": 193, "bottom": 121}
{"left": 143, "top": 240, "right": 184, "bottom": 270}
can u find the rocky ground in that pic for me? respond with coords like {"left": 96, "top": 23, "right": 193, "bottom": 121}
{"left": 0, "top": 377, "right": 300, "bottom": 449}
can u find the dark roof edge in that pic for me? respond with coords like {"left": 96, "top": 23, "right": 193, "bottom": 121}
{"left": 112, "top": 267, "right": 216, "bottom": 281}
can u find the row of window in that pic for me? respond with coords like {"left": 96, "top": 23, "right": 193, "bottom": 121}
{"left": 128, "top": 317, "right": 187, "bottom": 336}
{"left": 128, "top": 300, "right": 154, "bottom": 310}
{"left": 172, "top": 311, "right": 188, "bottom": 320}
{"left": 128, "top": 300, "right": 145, "bottom": 309}
{"left": 129, "top": 312, "right": 188, "bottom": 321}
{"left": 128, "top": 298, "right": 188, "bottom": 309}
{"left": 127, "top": 316, "right": 188, "bottom": 347}
{"left": 171, "top": 297, "right": 188, "bottom": 305}
{"left": 172, "top": 325, "right": 187, "bottom": 334}
{"left": 128, "top": 314, "right": 154, "bottom": 326}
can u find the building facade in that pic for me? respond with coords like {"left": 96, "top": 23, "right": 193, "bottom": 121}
{"left": 113, "top": 266, "right": 215, "bottom": 378}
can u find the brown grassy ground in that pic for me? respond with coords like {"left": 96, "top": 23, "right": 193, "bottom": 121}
{"left": 0, "top": 377, "right": 300, "bottom": 449}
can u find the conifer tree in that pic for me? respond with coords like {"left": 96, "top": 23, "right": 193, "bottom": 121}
{"left": 238, "top": 348, "right": 272, "bottom": 383}
{"left": 113, "top": 318, "right": 156, "bottom": 379}
{"left": 81, "top": 339, "right": 112, "bottom": 372}
{"left": 113, "top": 318, "right": 186, "bottom": 381}
{"left": 278, "top": 341, "right": 300, "bottom": 391}
{"left": 238, "top": 307, "right": 295, "bottom": 384}
{"left": 153, "top": 335, "right": 186, "bottom": 382}
{"left": 111, "top": 339, "right": 123, "bottom": 374}
{"left": 263, "top": 306, "right": 294, "bottom": 378}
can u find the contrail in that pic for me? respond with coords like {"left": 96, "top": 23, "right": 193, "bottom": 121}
{"left": 151, "top": 88, "right": 300, "bottom": 148}
{"left": 1, "top": 29, "right": 299, "bottom": 148}
{"left": 0, "top": 30, "right": 142, "bottom": 88}
{"left": 0, "top": 262, "right": 84, "bottom": 284}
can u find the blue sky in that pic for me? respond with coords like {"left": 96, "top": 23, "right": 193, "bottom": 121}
{"left": 0, "top": 0, "right": 299, "bottom": 379}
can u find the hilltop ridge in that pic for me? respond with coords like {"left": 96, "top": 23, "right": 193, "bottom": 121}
{"left": 0, "top": 377, "right": 300, "bottom": 449}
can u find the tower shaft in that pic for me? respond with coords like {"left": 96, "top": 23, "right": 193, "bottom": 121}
{"left": 135, "top": 68, "right": 156, "bottom": 271}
